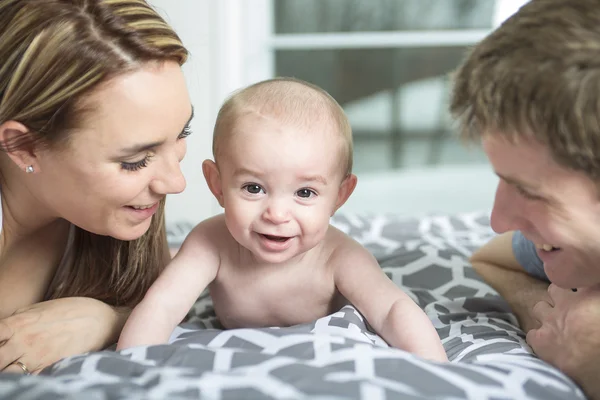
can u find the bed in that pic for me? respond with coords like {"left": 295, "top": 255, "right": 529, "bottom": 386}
{"left": 0, "top": 212, "right": 586, "bottom": 399}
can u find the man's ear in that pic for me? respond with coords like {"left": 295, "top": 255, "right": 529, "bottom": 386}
{"left": 0, "top": 120, "right": 40, "bottom": 173}
{"left": 332, "top": 174, "right": 357, "bottom": 215}
{"left": 202, "top": 159, "right": 225, "bottom": 208}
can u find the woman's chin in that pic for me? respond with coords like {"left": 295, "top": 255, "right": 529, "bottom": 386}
{"left": 111, "top": 220, "right": 153, "bottom": 241}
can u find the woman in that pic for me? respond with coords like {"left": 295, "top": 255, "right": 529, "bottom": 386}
{"left": 0, "top": 0, "right": 192, "bottom": 374}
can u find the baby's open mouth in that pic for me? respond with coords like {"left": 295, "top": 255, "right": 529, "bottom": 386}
{"left": 261, "top": 234, "right": 290, "bottom": 242}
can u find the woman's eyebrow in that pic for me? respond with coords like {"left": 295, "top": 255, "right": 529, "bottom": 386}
{"left": 118, "top": 107, "right": 194, "bottom": 156}
{"left": 186, "top": 106, "right": 194, "bottom": 126}
{"left": 119, "top": 140, "right": 163, "bottom": 156}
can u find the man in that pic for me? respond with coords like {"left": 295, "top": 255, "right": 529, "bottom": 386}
{"left": 450, "top": 0, "right": 600, "bottom": 398}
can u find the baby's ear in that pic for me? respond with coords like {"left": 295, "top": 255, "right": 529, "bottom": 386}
{"left": 333, "top": 174, "right": 357, "bottom": 215}
{"left": 0, "top": 120, "right": 41, "bottom": 173}
{"left": 202, "top": 159, "right": 225, "bottom": 207}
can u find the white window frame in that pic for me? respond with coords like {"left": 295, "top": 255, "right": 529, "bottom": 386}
{"left": 207, "top": 0, "right": 529, "bottom": 217}
{"left": 214, "top": 0, "right": 529, "bottom": 100}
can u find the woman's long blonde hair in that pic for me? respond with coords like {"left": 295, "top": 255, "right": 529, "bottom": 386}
{"left": 0, "top": 0, "right": 188, "bottom": 307}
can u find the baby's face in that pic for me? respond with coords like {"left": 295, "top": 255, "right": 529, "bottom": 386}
{"left": 217, "top": 114, "right": 347, "bottom": 264}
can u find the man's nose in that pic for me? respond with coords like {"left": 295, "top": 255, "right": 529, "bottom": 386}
{"left": 490, "top": 180, "right": 524, "bottom": 234}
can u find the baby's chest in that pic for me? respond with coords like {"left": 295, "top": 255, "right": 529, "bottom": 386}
{"left": 210, "top": 265, "right": 338, "bottom": 328}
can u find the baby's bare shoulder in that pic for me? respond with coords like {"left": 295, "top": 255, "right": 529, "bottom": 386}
{"left": 325, "top": 225, "right": 366, "bottom": 250}
{"left": 323, "top": 225, "right": 373, "bottom": 266}
{"left": 191, "top": 214, "right": 226, "bottom": 237}
{"left": 186, "top": 214, "right": 235, "bottom": 251}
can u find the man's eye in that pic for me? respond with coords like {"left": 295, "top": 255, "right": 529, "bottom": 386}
{"left": 297, "top": 188, "right": 316, "bottom": 198}
{"left": 243, "top": 184, "right": 264, "bottom": 194}
{"left": 516, "top": 185, "right": 541, "bottom": 201}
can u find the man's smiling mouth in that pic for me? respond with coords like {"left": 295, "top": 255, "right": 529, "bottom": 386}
{"left": 537, "top": 243, "right": 561, "bottom": 252}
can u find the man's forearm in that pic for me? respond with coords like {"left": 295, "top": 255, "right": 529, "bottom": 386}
{"left": 576, "top": 363, "right": 600, "bottom": 400}
{"left": 472, "top": 261, "right": 549, "bottom": 332}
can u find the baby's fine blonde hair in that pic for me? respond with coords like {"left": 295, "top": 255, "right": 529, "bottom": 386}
{"left": 213, "top": 77, "right": 353, "bottom": 177}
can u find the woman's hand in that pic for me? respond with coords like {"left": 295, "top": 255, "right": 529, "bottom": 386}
{"left": 0, "top": 297, "right": 129, "bottom": 375}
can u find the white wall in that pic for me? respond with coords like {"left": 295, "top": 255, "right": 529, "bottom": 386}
{"left": 149, "top": 0, "right": 221, "bottom": 224}
{"left": 149, "top": 0, "right": 275, "bottom": 225}
{"left": 340, "top": 165, "right": 497, "bottom": 217}
{"left": 148, "top": 1, "right": 499, "bottom": 222}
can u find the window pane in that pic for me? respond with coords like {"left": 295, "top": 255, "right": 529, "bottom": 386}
{"left": 275, "top": 47, "right": 488, "bottom": 173}
{"left": 274, "top": 0, "right": 497, "bottom": 34}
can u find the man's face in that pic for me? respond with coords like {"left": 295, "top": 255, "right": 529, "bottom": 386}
{"left": 483, "top": 134, "right": 600, "bottom": 288}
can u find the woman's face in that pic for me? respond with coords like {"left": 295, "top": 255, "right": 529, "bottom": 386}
{"left": 35, "top": 61, "right": 192, "bottom": 240}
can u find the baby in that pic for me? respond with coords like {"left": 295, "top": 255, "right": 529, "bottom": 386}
{"left": 117, "top": 78, "right": 448, "bottom": 362}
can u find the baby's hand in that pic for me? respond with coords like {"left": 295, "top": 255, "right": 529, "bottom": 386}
{"left": 379, "top": 296, "right": 448, "bottom": 362}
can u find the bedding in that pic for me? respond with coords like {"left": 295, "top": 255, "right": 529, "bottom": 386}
{"left": 0, "top": 212, "right": 586, "bottom": 399}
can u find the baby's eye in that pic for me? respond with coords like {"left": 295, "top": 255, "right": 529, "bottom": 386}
{"left": 243, "top": 184, "right": 264, "bottom": 194}
{"left": 296, "top": 188, "right": 316, "bottom": 198}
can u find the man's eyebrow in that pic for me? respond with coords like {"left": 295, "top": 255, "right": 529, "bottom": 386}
{"left": 118, "top": 107, "right": 194, "bottom": 156}
{"left": 496, "top": 173, "right": 539, "bottom": 189}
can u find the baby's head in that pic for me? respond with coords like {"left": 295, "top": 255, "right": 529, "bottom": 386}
{"left": 203, "top": 77, "right": 357, "bottom": 263}
{"left": 213, "top": 77, "right": 353, "bottom": 177}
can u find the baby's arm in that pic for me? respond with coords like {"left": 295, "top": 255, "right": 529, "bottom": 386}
{"left": 117, "top": 220, "right": 221, "bottom": 350}
{"left": 333, "top": 236, "right": 448, "bottom": 362}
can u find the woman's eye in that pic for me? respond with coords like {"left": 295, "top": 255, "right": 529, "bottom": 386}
{"left": 243, "top": 184, "right": 264, "bottom": 194}
{"left": 297, "top": 188, "right": 316, "bottom": 198}
{"left": 178, "top": 125, "right": 192, "bottom": 139}
{"left": 121, "top": 154, "right": 153, "bottom": 171}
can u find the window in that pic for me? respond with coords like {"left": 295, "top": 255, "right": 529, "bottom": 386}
{"left": 214, "top": 0, "right": 529, "bottom": 214}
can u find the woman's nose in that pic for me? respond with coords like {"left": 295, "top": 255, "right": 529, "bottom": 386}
{"left": 150, "top": 153, "right": 187, "bottom": 195}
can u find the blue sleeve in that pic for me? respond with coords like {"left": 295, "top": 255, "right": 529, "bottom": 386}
{"left": 512, "top": 231, "right": 549, "bottom": 281}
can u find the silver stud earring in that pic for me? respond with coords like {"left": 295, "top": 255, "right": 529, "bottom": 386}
{"left": 25, "top": 165, "right": 34, "bottom": 174}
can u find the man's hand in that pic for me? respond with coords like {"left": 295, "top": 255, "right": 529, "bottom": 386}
{"left": 528, "top": 284, "right": 600, "bottom": 399}
{"left": 0, "top": 297, "right": 129, "bottom": 375}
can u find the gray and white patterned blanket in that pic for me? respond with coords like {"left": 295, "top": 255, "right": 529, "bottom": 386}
{"left": 0, "top": 212, "right": 587, "bottom": 399}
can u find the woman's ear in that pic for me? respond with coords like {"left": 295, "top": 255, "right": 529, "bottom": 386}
{"left": 0, "top": 120, "right": 40, "bottom": 173}
{"left": 332, "top": 174, "right": 357, "bottom": 215}
{"left": 202, "top": 159, "right": 225, "bottom": 207}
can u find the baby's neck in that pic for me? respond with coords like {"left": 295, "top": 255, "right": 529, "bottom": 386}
{"left": 240, "top": 240, "right": 324, "bottom": 270}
